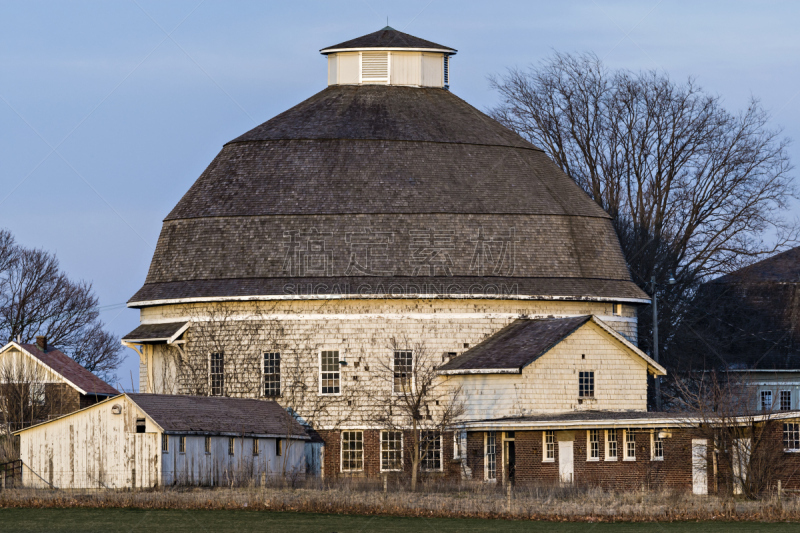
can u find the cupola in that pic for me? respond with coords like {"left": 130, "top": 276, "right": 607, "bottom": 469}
{"left": 320, "top": 27, "right": 456, "bottom": 89}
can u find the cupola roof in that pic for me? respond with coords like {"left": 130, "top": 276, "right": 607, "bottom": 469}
{"left": 320, "top": 26, "right": 456, "bottom": 54}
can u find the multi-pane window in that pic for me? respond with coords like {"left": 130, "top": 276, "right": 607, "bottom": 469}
{"left": 179, "top": 436, "right": 186, "bottom": 454}
{"left": 485, "top": 431, "right": 497, "bottom": 481}
{"left": 253, "top": 439, "right": 260, "bottom": 456}
{"left": 420, "top": 431, "right": 442, "bottom": 471}
{"left": 204, "top": 436, "right": 211, "bottom": 454}
{"left": 588, "top": 430, "right": 600, "bottom": 460}
{"left": 210, "top": 352, "right": 224, "bottom": 396}
{"left": 652, "top": 431, "right": 664, "bottom": 461}
{"left": 228, "top": 437, "right": 235, "bottom": 456}
{"left": 320, "top": 351, "right": 341, "bottom": 394}
{"left": 579, "top": 371, "right": 595, "bottom": 398}
{"left": 606, "top": 429, "right": 618, "bottom": 460}
{"left": 544, "top": 430, "right": 555, "bottom": 461}
{"left": 393, "top": 350, "right": 413, "bottom": 393}
{"left": 162, "top": 434, "right": 169, "bottom": 453}
{"left": 625, "top": 430, "right": 636, "bottom": 460}
{"left": 781, "top": 390, "right": 792, "bottom": 411}
{"left": 380, "top": 431, "right": 403, "bottom": 471}
{"left": 783, "top": 423, "right": 800, "bottom": 451}
{"left": 276, "top": 439, "right": 283, "bottom": 457}
{"left": 263, "top": 352, "right": 281, "bottom": 397}
{"left": 341, "top": 431, "right": 363, "bottom": 471}
{"left": 761, "top": 390, "right": 773, "bottom": 411}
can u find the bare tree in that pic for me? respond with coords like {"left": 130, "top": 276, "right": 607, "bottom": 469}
{"left": 369, "top": 335, "right": 464, "bottom": 491}
{"left": 0, "top": 351, "right": 49, "bottom": 432}
{"left": 489, "top": 53, "right": 796, "bottom": 364}
{"left": 0, "top": 229, "right": 122, "bottom": 380}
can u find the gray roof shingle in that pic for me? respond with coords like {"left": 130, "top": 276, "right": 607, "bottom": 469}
{"left": 127, "top": 394, "right": 309, "bottom": 438}
{"left": 320, "top": 27, "right": 455, "bottom": 53}
{"left": 122, "top": 322, "right": 187, "bottom": 342}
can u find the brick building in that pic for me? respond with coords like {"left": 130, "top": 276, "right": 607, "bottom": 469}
{"left": 120, "top": 27, "right": 800, "bottom": 494}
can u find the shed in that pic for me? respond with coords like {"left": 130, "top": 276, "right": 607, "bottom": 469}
{"left": 15, "top": 393, "right": 310, "bottom": 489}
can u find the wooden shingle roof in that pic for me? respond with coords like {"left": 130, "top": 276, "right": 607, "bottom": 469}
{"left": 320, "top": 27, "right": 455, "bottom": 53}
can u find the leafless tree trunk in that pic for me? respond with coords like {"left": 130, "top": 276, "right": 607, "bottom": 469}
{"left": 0, "top": 351, "right": 49, "bottom": 432}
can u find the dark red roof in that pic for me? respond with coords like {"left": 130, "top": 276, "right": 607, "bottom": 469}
{"left": 18, "top": 343, "right": 118, "bottom": 396}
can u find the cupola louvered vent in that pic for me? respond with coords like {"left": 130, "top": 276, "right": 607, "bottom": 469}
{"left": 443, "top": 56, "right": 450, "bottom": 90}
{"left": 361, "top": 52, "right": 389, "bottom": 83}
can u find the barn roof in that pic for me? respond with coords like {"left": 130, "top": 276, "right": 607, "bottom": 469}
{"left": 127, "top": 394, "right": 309, "bottom": 438}
{"left": 320, "top": 26, "right": 455, "bottom": 54}
{"left": 1, "top": 342, "right": 118, "bottom": 396}
{"left": 712, "top": 246, "right": 800, "bottom": 285}
{"left": 121, "top": 322, "right": 189, "bottom": 343}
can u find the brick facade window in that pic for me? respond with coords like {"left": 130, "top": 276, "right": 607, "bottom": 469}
{"left": 784, "top": 423, "right": 800, "bottom": 451}
{"left": 605, "top": 429, "right": 618, "bottom": 461}
{"left": 624, "top": 430, "right": 635, "bottom": 461}
{"left": 761, "top": 390, "right": 773, "bottom": 411}
{"left": 420, "top": 431, "right": 442, "bottom": 471}
{"left": 651, "top": 431, "right": 664, "bottom": 461}
{"left": 380, "top": 431, "right": 403, "bottom": 471}
{"left": 781, "top": 390, "right": 792, "bottom": 411}
{"left": 393, "top": 350, "right": 413, "bottom": 393}
{"left": 210, "top": 352, "right": 224, "bottom": 396}
{"left": 588, "top": 429, "right": 600, "bottom": 461}
{"left": 263, "top": 352, "right": 281, "bottom": 397}
{"left": 579, "top": 371, "right": 594, "bottom": 398}
{"left": 485, "top": 431, "right": 497, "bottom": 481}
{"left": 543, "top": 430, "right": 555, "bottom": 462}
{"left": 320, "top": 351, "right": 341, "bottom": 394}
{"left": 341, "top": 431, "right": 363, "bottom": 471}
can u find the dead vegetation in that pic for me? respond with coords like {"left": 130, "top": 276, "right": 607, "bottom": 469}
{"left": 1, "top": 481, "right": 799, "bottom": 522}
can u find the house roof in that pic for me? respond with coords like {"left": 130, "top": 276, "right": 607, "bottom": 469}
{"left": 122, "top": 322, "right": 189, "bottom": 343}
{"left": 129, "top": 84, "right": 646, "bottom": 306}
{"left": 439, "top": 315, "right": 666, "bottom": 376}
{"left": 2, "top": 342, "right": 118, "bottom": 396}
{"left": 712, "top": 246, "right": 800, "bottom": 284}
{"left": 126, "top": 394, "right": 309, "bottom": 439}
{"left": 320, "top": 27, "right": 455, "bottom": 54}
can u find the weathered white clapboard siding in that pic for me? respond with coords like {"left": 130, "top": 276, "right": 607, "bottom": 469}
{"left": 19, "top": 396, "right": 159, "bottom": 489}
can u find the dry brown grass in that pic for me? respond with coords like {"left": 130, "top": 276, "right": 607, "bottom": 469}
{"left": 1, "top": 480, "right": 799, "bottom": 522}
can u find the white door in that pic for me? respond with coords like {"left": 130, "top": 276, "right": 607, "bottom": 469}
{"left": 732, "top": 438, "right": 751, "bottom": 495}
{"left": 558, "top": 440, "right": 574, "bottom": 484}
{"left": 692, "top": 439, "right": 708, "bottom": 495}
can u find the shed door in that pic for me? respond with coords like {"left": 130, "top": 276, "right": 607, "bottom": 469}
{"left": 692, "top": 439, "right": 708, "bottom": 495}
{"left": 558, "top": 440, "right": 573, "bottom": 484}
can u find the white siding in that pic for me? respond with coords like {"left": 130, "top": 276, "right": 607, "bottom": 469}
{"left": 390, "top": 52, "right": 421, "bottom": 86}
{"left": 337, "top": 53, "right": 359, "bottom": 84}
{"left": 421, "top": 53, "right": 443, "bottom": 87}
{"left": 327, "top": 54, "right": 338, "bottom": 85}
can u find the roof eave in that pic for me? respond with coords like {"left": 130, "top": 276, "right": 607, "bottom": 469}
{"left": 438, "top": 368, "right": 520, "bottom": 375}
{"left": 320, "top": 47, "right": 456, "bottom": 54}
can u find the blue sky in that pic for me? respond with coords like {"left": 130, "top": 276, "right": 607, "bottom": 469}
{"left": 2, "top": 1, "right": 799, "bottom": 389}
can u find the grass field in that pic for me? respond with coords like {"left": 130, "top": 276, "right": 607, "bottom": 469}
{"left": 0, "top": 509, "right": 798, "bottom": 532}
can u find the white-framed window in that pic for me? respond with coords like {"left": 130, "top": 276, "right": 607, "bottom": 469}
{"left": 605, "top": 429, "right": 618, "bottom": 461}
{"left": 761, "top": 390, "right": 773, "bottom": 411}
{"left": 263, "top": 352, "right": 281, "bottom": 397}
{"left": 420, "top": 431, "right": 442, "bottom": 471}
{"left": 179, "top": 436, "right": 186, "bottom": 454}
{"left": 320, "top": 350, "right": 341, "bottom": 395}
{"left": 543, "top": 430, "right": 555, "bottom": 462}
{"left": 579, "top": 371, "right": 595, "bottom": 398}
{"left": 162, "top": 434, "right": 169, "bottom": 453}
{"left": 228, "top": 437, "right": 235, "bottom": 456}
{"left": 453, "top": 430, "right": 467, "bottom": 460}
{"left": 624, "top": 430, "right": 636, "bottom": 461}
{"left": 380, "top": 431, "right": 403, "bottom": 471}
{"left": 341, "top": 431, "right": 363, "bottom": 472}
{"left": 587, "top": 429, "right": 600, "bottom": 461}
{"left": 204, "top": 436, "right": 211, "bottom": 454}
{"left": 651, "top": 431, "right": 664, "bottom": 461}
{"left": 612, "top": 303, "right": 623, "bottom": 316}
{"left": 253, "top": 438, "right": 260, "bottom": 456}
{"left": 393, "top": 350, "right": 413, "bottom": 394}
{"left": 210, "top": 352, "right": 224, "bottom": 396}
{"left": 781, "top": 390, "right": 792, "bottom": 411}
{"left": 784, "top": 423, "right": 800, "bottom": 452}
{"left": 485, "top": 431, "right": 497, "bottom": 481}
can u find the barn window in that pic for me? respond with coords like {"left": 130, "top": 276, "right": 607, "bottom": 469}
{"left": 341, "top": 431, "right": 363, "bottom": 472}
{"left": 179, "top": 436, "right": 186, "bottom": 454}
{"left": 380, "top": 431, "right": 403, "bottom": 471}
{"left": 485, "top": 431, "right": 497, "bottom": 481}
{"left": 205, "top": 436, "right": 211, "bottom": 454}
{"left": 228, "top": 437, "right": 235, "bottom": 456}
{"left": 393, "top": 350, "right": 413, "bottom": 393}
{"left": 579, "top": 371, "right": 594, "bottom": 398}
{"left": 320, "top": 351, "right": 340, "bottom": 394}
{"left": 651, "top": 431, "right": 664, "bottom": 461}
{"left": 210, "top": 352, "right": 224, "bottom": 396}
{"left": 784, "top": 423, "right": 800, "bottom": 451}
{"left": 420, "top": 431, "right": 442, "bottom": 471}
{"left": 263, "top": 352, "right": 281, "bottom": 397}
{"left": 624, "top": 430, "right": 636, "bottom": 461}
{"left": 761, "top": 390, "right": 773, "bottom": 410}
{"left": 253, "top": 438, "right": 260, "bottom": 456}
{"left": 162, "top": 434, "right": 169, "bottom": 453}
{"left": 588, "top": 430, "right": 600, "bottom": 461}
{"left": 605, "top": 429, "right": 618, "bottom": 461}
{"left": 360, "top": 52, "right": 389, "bottom": 83}
{"left": 781, "top": 390, "right": 792, "bottom": 411}
{"left": 136, "top": 418, "right": 146, "bottom": 433}
{"left": 276, "top": 439, "right": 283, "bottom": 457}
{"left": 543, "top": 431, "right": 555, "bottom": 462}
{"left": 612, "top": 303, "right": 623, "bottom": 316}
